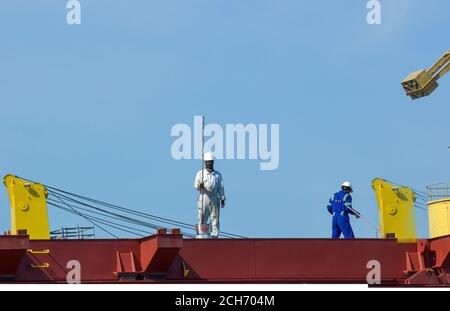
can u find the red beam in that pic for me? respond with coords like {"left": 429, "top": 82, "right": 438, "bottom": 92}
{"left": 2, "top": 235, "right": 449, "bottom": 285}
{"left": 167, "top": 239, "right": 416, "bottom": 283}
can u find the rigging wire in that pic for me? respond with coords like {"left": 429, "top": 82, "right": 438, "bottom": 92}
{"left": 47, "top": 200, "right": 154, "bottom": 235}
{"left": 48, "top": 186, "right": 245, "bottom": 238}
{"left": 45, "top": 183, "right": 245, "bottom": 238}
{"left": 47, "top": 196, "right": 196, "bottom": 238}
{"left": 16, "top": 175, "right": 244, "bottom": 238}
{"left": 49, "top": 189, "right": 119, "bottom": 238}
{"left": 48, "top": 185, "right": 200, "bottom": 229}
{"left": 47, "top": 193, "right": 224, "bottom": 238}
{"left": 47, "top": 194, "right": 169, "bottom": 230}
{"left": 49, "top": 202, "right": 148, "bottom": 237}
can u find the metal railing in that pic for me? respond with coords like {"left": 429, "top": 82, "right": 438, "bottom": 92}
{"left": 50, "top": 226, "right": 95, "bottom": 240}
{"left": 426, "top": 182, "right": 450, "bottom": 201}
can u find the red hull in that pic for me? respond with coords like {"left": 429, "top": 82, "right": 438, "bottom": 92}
{"left": 1, "top": 234, "right": 449, "bottom": 285}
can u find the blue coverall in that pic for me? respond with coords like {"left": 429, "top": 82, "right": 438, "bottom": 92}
{"left": 327, "top": 190, "right": 356, "bottom": 239}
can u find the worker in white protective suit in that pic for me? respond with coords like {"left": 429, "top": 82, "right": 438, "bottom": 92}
{"left": 194, "top": 152, "right": 226, "bottom": 238}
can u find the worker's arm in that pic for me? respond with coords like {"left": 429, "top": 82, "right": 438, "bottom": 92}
{"left": 218, "top": 173, "right": 226, "bottom": 207}
{"left": 327, "top": 195, "right": 333, "bottom": 215}
{"left": 194, "top": 171, "right": 202, "bottom": 191}
{"left": 343, "top": 195, "right": 360, "bottom": 217}
{"left": 343, "top": 195, "right": 355, "bottom": 215}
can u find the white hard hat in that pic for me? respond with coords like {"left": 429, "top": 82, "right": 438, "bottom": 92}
{"left": 341, "top": 181, "right": 353, "bottom": 191}
{"left": 204, "top": 152, "right": 214, "bottom": 161}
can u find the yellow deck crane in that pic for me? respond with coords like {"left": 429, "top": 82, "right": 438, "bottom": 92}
{"left": 3, "top": 175, "right": 50, "bottom": 239}
{"left": 372, "top": 178, "right": 417, "bottom": 242}
{"left": 402, "top": 49, "right": 450, "bottom": 100}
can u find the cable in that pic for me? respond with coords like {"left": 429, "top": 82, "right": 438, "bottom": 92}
{"left": 47, "top": 199, "right": 154, "bottom": 235}
{"left": 17, "top": 175, "right": 246, "bottom": 238}
{"left": 48, "top": 186, "right": 197, "bottom": 229}
{"left": 47, "top": 194, "right": 167, "bottom": 230}
{"left": 48, "top": 197, "right": 196, "bottom": 238}
{"left": 50, "top": 203, "right": 145, "bottom": 237}
{"left": 49, "top": 202, "right": 147, "bottom": 237}
{"left": 48, "top": 192, "right": 193, "bottom": 231}
{"left": 383, "top": 179, "right": 429, "bottom": 199}
{"left": 49, "top": 190, "right": 119, "bottom": 238}
{"left": 376, "top": 178, "right": 431, "bottom": 213}
{"left": 47, "top": 194, "right": 197, "bottom": 238}
{"left": 49, "top": 186, "right": 242, "bottom": 237}
{"left": 345, "top": 206, "right": 381, "bottom": 234}
{"left": 47, "top": 185, "right": 245, "bottom": 238}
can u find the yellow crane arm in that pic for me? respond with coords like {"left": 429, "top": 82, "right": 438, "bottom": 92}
{"left": 427, "top": 49, "right": 450, "bottom": 78}
{"left": 433, "top": 61, "right": 450, "bottom": 81}
{"left": 402, "top": 48, "right": 450, "bottom": 100}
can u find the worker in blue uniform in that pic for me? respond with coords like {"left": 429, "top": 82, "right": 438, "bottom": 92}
{"left": 327, "top": 181, "right": 360, "bottom": 239}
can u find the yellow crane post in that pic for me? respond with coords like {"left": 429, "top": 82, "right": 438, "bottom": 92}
{"left": 3, "top": 175, "right": 50, "bottom": 240}
{"left": 372, "top": 178, "right": 417, "bottom": 242}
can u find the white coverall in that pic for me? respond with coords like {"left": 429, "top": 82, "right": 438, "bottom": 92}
{"left": 194, "top": 169, "right": 225, "bottom": 238}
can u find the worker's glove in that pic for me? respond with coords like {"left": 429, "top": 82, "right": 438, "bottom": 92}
{"left": 199, "top": 182, "right": 204, "bottom": 190}
{"left": 220, "top": 199, "right": 226, "bottom": 208}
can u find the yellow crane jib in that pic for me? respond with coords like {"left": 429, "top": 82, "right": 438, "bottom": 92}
{"left": 3, "top": 175, "right": 50, "bottom": 240}
{"left": 401, "top": 49, "right": 450, "bottom": 100}
{"left": 372, "top": 178, "right": 417, "bottom": 242}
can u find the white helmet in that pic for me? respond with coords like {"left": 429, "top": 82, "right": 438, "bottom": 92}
{"left": 341, "top": 181, "right": 353, "bottom": 191}
{"left": 204, "top": 152, "right": 214, "bottom": 161}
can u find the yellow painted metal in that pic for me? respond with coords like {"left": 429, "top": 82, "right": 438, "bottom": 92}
{"left": 372, "top": 178, "right": 417, "bottom": 242}
{"left": 3, "top": 175, "right": 50, "bottom": 240}
{"left": 402, "top": 49, "right": 450, "bottom": 99}
{"left": 27, "top": 249, "right": 50, "bottom": 254}
{"left": 401, "top": 69, "right": 439, "bottom": 99}
{"left": 427, "top": 199, "right": 450, "bottom": 238}
{"left": 30, "top": 263, "right": 49, "bottom": 269}
{"left": 182, "top": 261, "right": 190, "bottom": 278}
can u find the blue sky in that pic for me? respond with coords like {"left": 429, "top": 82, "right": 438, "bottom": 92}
{"left": 0, "top": 0, "right": 449, "bottom": 239}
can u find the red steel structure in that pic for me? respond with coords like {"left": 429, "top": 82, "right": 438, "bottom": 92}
{"left": 1, "top": 232, "right": 449, "bottom": 285}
